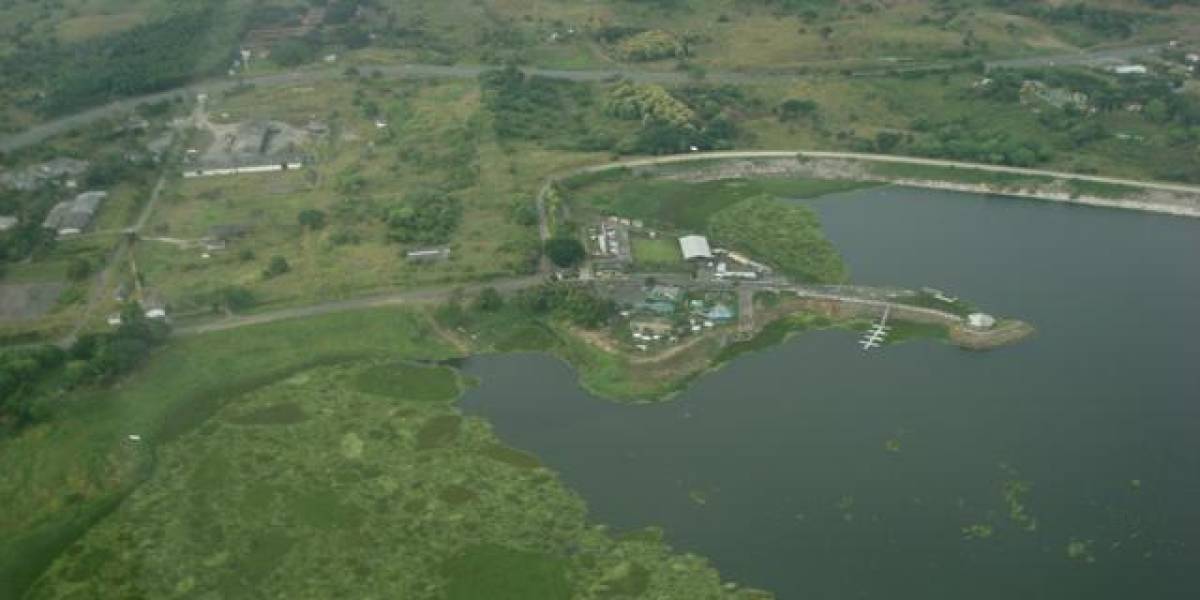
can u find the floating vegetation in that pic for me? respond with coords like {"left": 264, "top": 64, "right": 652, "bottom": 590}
{"left": 481, "top": 443, "right": 542, "bottom": 469}
{"left": 595, "top": 560, "right": 652, "bottom": 598}
{"left": 1066, "top": 538, "right": 1097, "bottom": 563}
{"left": 353, "top": 362, "right": 461, "bottom": 402}
{"left": 1130, "top": 479, "right": 1142, "bottom": 491}
{"left": 688, "top": 490, "right": 709, "bottom": 506}
{"left": 224, "top": 401, "right": 308, "bottom": 425}
{"left": 835, "top": 495, "right": 855, "bottom": 522}
{"left": 999, "top": 464, "right": 1038, "bottom": 532}
{"left": 417, "top": 415, "right": 463, "bottom": 450}
{"left": 884, "top": 438, "right": 902, "bottom": 453}
{"left": 26, "top": 362, "right": 754, "bottom": 598}
{"left": 439, "top": 485, "right": 478, "bottom": 507}
{"left": 962, "top": 523, "right": 995, "bottom": 541}
{"left": 440, "top": 543, "right": 571, "bottom": 600}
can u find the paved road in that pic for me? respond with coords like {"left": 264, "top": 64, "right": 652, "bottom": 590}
{"left": 0, "top": 43, "right": 1167, "bottom": 154}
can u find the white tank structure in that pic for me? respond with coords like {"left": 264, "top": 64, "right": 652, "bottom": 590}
{"left": 967, "top": 313, "right": 997, "bottom": 330}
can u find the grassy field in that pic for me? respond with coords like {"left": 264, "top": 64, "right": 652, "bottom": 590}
{"left": 631, "top": 236, "right": 683, "bottom": 270}
{"left": 131, "top": 77, "right": 606, "bottom": 317}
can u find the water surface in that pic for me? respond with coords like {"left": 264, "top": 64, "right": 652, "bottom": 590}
{"left": 460, "top": 187, "right": 1200, "bottom": 599}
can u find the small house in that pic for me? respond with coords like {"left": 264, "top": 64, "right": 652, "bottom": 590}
{"left": 406, "top": 248, "right": 451, "bottom": 263}
{"left": 705, "top": 304, "right": 735, "bottom": 322}
{"left": 630, "top": 317, "right": 674, "bottom": 337}
{"left": 1111, "top": 64, "right": 1148, "bottom": 76}
{"left": 646, "top": 284, "right": 682, "bottom": 303}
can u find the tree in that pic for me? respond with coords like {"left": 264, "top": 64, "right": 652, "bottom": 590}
{"left": 263, "top": 255, "right": 290, "bottom": 279}
{"left": 544, "top": 237, "right": 585, "bottom": 268}
{"left": 475, "top": 287, "right": 503, "bottom": 312}
{"left": 386, "top": 190, "right": 462, "bottom": 245}
{"left": 66, "top": 257, "right": 93, "bottom": 282}
{"left": 271, "top": 37, "right": 319, "bottom": 67}
{"left": 777, "top": 98, "right": 817, "bottom": 122}
{"left": 297, "top": 209, "right": 327, "bottom": 230}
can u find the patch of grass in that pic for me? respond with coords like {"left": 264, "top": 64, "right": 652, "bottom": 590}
{"left": 441, "top": 544, "right": 571, "bottom": 600}
{"left": 631, "top": 236, "right": 682, "bottom": 269}
{"left": 482, "top": 443, "right": 542, "bottom": 470}
{"left": 886, "top": 321, "right": 950, "bottom": 345}
{"left": 353, "top": 362, "right": 461, "bottom": 402}
{"left": 439, "top": 485, "right": 478, "bottom": 507}
{"left": 1065, "top": 179, "right": 1143, "bottom": 199}
{"left": 224, "top": 402, "right": 309, "bottom": 426}
{"left": 416, "top": 415, "right": 462, "bottom": 450}
{"left": 495, "top": 322, "right": 560, "bottom": 353}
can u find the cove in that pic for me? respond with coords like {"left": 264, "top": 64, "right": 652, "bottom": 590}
{"left": 459, "top": 186, "right": 1200, "bottom": 599}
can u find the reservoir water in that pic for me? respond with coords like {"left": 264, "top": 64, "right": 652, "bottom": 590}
{"left": 459, "top": 187, "right": 1200, "bottom": 599}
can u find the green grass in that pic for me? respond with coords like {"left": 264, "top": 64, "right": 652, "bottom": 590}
{"left": 441, "top": 544, "right": 571, "bottom": 600}
{"left": 353, "top": 362, "right": 462, "bottom": 402}
{"left": 631, "top": 236, "right": 682, "bottom": 269}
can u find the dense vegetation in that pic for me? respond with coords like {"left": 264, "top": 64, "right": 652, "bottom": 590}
{"left": 1, "top": 3, "right": 232, "bottom": 116}
{"left": 478, "top": 66, "right": 605, "bottom": 148}
{"left": 386, "top": 189, "right": 463, "bottom": 245}
{"left": 708, "top": 196, "right": 846, "bottom": 283}
{"left": 0, "top": 303, "right": 168, "bottom": 433}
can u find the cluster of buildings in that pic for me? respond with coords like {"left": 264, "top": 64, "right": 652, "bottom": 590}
{"left": 625, "top": 283, "right": 738, "bottom": 351}
{"left": 0, "top": 158, "right": 89, "bottom": 192}
{"left": 588, "top": 216, "right": 637, "bottom": 276}
{"left": 42, "top": 191, "right": 108, "bottom": 236}
{"left": 679, "top": 234, "right": 772, "bottom": 281}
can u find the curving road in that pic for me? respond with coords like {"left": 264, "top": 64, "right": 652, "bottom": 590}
{"left": 0, "top": 43, "right": 1166, "bottom": 154}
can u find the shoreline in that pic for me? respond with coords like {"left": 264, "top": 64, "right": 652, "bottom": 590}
{"left": 885, "top": 178, "right": 1200, "bottom": 219}
{"left": 564, "top": 151, "right": 1200, "bottom": 220}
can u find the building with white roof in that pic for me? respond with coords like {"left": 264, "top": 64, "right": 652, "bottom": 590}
{"left": 679, "top": 235, "right": 712, "bottom": 261}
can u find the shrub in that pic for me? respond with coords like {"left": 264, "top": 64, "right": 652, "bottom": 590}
{"left": 66, "top": 257, "right": 93, "bottom": 282}
{"left": 297, "top": 209, "right": 327, "bottom": 230}
{"left": 543, "top": 237, "right": 585, "bottom": 268}
{"left": 263, "top": 256, "right": 290, "bottom": 279}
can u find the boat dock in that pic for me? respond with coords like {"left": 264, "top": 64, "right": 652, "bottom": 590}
{"left": 860, "top": 306, "right": 891, "bottom": 351}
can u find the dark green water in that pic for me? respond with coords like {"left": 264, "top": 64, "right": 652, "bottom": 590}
{"left": 459, "top": 187, "right": 1200, "bottom": 599}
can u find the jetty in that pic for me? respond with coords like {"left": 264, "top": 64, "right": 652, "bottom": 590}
{"left": 860, "top": 306, "right": 891, "bottom": 351}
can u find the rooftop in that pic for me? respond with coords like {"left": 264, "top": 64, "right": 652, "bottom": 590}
{"left": 679, "top": 235, "right": 712, "bottom": 260}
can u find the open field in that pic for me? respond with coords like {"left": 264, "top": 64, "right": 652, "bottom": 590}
{"left": 130, "top": 77, "right": 608, "bottom": 318}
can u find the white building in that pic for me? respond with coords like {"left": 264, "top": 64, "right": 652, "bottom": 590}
{"left": 679, "top": 235, "right": 712, "bottom": 261}
{"left": 1111, "top": 65, "right": 1148, "bottom": 76}
{"left": 967, "top": 313, "right": 996, "bottom": 330}
{"left": 715, "top": 262, "right": 757, "bottom": 280}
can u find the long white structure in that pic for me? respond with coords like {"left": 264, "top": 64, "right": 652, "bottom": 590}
{"left": 183, "top": 162, "right": 303, "bottom": 178}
